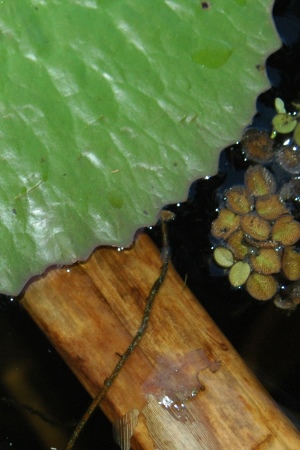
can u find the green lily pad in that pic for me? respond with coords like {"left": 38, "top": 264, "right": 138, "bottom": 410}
{"left": 0, "top": 0, "right": 279, "bottom": 295}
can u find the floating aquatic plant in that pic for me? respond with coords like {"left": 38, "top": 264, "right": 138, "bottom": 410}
{"left": 246, "top": 272, "right": 278, "bottom": 301}
{"left": 255, "top": 194, "right": 289, "bottom": 221}
{"left": 272, "top": 97, "right": 300, "bottom": 143}
{"left": 281, "top": 246, "right": 300, "bottom": 281}
{"left": 272, "top": 214, "right": 300, "bottom": 246}
{"left": 249, "top": 248, "right": 281, "bottom": 275}
{"left": 225, "top": 186, "right": 253, "bottom": 215}
{"left": 212, "top": 115, "right": 300, "bottom": 308}
{"left": 229, "top": 261, "right": 251, "bottom": 288}
{"left": 244, "top": 164, "right": 277, "bottom": 197}
{"left": 211, "top": 208, "right": 240, "bottom": 240}
{"left": 242, "top": 129, "right": 274, "bottom": 163}
{"left": 240, "top": 212, "right": 271, "bottom": 242}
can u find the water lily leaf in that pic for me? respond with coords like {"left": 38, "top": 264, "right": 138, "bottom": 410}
{"left": 0, "top": 0, "right": 279, "bottom": 294}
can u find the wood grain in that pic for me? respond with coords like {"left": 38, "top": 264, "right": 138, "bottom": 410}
{"left": 21, "top": 233, "right": 300, "bottom": 449}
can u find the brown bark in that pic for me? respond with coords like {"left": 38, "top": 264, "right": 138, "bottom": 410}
{"left": 21, "top": 233, "right": 300, "bottom": 449}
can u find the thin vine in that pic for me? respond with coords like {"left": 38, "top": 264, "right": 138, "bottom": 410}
{"left": 64, "top": 210, "right": 173, "bottom": 450}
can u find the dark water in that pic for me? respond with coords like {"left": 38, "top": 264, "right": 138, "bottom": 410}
{"left": 1, "top": 0, "right": 300, "bottom": 449}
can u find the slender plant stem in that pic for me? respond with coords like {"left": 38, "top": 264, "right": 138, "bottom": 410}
{"left": 64, "top": 212, "right": 171, "bottom": 450}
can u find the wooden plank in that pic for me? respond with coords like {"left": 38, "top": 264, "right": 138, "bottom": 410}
{"left": 21, "top": 233, "right": 300, "bottom": 449}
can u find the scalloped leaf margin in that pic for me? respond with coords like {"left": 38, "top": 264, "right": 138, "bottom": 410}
{"left": 0, "top": 0, "right": 279, "bottom": 294}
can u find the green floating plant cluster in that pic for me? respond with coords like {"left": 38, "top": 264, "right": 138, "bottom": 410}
{"left": 212, "top": 97, "right": 300, "bottom": 310}
{"left": 272, "top": 97, "right": 300, "bottom": 144}
{"left": 0, "top": 0, "right": 279, "bottom": 295}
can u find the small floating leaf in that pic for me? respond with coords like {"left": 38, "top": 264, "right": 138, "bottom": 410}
{"left": 255, "top": 194, "right": 289, "bottom": 221}
{"left": 274, "top": 97, "right": 286, "bottom": 114}
{"left": 229, "top": 261, "right": 250, "bottom": 287}
{"left": 213, "top": 247, "right": 234, "bottom": 268}
{"left": 211, "top": 208, "right": 240, "bottom": 240}
{"left": 246, "top": 273, "right": 278, "bottom": 301}
{"left": 272, "top": 113, "right": 297, "bottom": 134}
{"left": 249, "top": 248, "right": 281, "bottom": 275}
{"left": 240, "top": 213, "right": 271, "bottom": 241}
{"left": 227, "top": 229, "right": 248, "bottom": 260}
{"left": 225, "top": 186, "right": 253, "bottom": 215}
{"left": 272, "top": 215, "right": 300, "bottom": 246}
{"left": 242, "top": 129, "right": 274, "bottom": 163}
{"left": 282, "top": 246, "right": 300, "bottom": 281}
{"left": 245, "top": 165, "right": 277, "bottom": 197}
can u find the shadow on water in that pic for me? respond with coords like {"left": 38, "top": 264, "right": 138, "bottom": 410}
{"left": 1, "top": 0, "right": 300, "bottom": 448}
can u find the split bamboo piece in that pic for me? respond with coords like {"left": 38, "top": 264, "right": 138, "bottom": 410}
{"left": 21, "top": 233, "right": 300, "bottom": 449}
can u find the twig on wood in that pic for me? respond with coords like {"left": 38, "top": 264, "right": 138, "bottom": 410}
{"left": 64, "top": 210, "right": 173, "bottom": 450}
